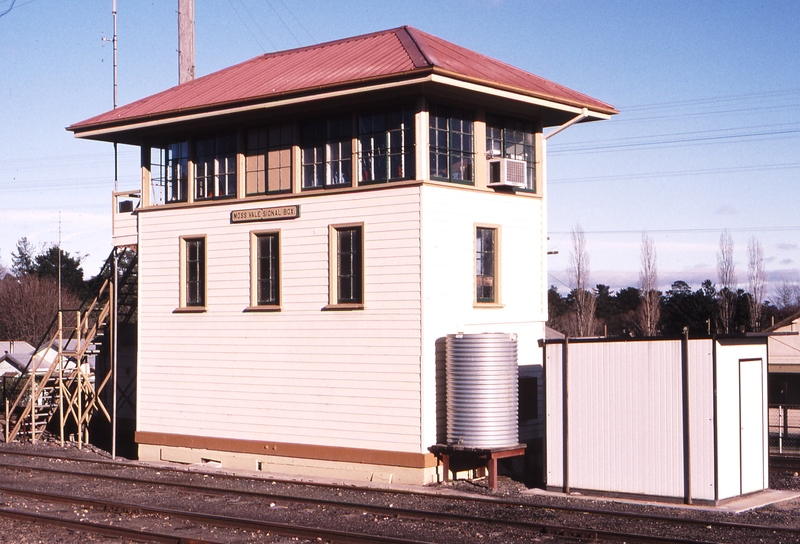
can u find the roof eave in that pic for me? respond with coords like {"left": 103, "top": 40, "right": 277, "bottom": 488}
{"left": 69, "top": 66, "right": 616, "bottom": 143}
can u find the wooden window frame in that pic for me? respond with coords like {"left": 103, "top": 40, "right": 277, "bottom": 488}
{"left": 326, "top": 223, "right": 365, "bottom": 310}
{"left": 245, "top": 124, "right": 293, "bottom": 196}
{"left": 357, "top": 107, "right": 415, "bottom": 184}
{"left": 164, "top": 141, "right": 189, "bottom": 203}
{"left": 301, "top": 116, "right": 354, "bottom": 190}
{"left": 176, "top": 235, "right": 207, "bottom": 312}
{"left": 194, "top": 134, "right": 237, "bottom": 201}
{"left": 486, "top": 114, "right": 537, "bottom": 193}
{"left": 430, "top": 105, "right": 474, "bottom": 185}
{"left": 475, "top": 224, "right": 502, "bottom": 307}
{"left": 247, "top": 230, "right": 282, "bottom": 311}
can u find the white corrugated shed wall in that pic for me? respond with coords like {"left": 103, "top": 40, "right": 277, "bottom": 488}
{"left": 545, "top": 338, "right": 719, "bottom": 500}
{"left": 136, "top": 187, "right": 424, "bottom": 453}
{"left": 567, "top": 340, "right": 684, "bottom": 497}
{"left": 687, "top": 339, "right": 715, "bottom": 501}
{"left": 544, "top": 342, "right": 564, "bottom": 487}
{"left": 419, "top": 185, "right": 546, "bottom": 448}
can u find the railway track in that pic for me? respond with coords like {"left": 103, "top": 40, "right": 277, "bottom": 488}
{"left": 770, "top": 453, "right": 800, "bottom": 472}
{"left": 0, "top": 447, "right": 797, "bottom": 543}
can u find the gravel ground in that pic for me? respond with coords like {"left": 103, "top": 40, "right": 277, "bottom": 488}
{"left": 0, "top": 436, "right": 799, "bottom": 543}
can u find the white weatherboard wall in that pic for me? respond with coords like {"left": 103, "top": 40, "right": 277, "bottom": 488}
{"left": 419, "top": 185, "right": 546, "bottom": 448}
{"left": 545, "top": 337, "right": 768, "bottom": 503}
{"left": 137, "top": 187, "right": 424, "bottom": 453}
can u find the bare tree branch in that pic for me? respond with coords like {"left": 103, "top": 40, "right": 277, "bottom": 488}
{"left": 0, "top": 275, "right": 80, "bottom": 345}
{"left": 637, "top": 232, "right": 660, "bottom": 336}
{"left": 747, "top": 236, "right": 767, "bottom": 331}
{"left": 716, "top": 231, "right": 737, "bottom": 334}
{"left": 567, "top": 225, "right": 596, "bottom": 337}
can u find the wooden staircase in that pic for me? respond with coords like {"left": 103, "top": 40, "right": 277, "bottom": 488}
{"left": 3, "top": 248, "right": 137, "bottom": 445}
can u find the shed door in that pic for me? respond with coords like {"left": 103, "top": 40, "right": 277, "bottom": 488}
{"left": 739, "top": 358, "right": 765, "bottom": 494}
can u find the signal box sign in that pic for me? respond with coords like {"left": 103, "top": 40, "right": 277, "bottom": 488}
{"left": 231, "top": 205, "right": 300, "bottom": 224}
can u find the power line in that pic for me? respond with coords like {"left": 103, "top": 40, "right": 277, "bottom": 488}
{"left": 555, "top": 120, "right": 800, "bottom": 148}
{"left": 0, "top": 0, "right": 16, "bottom": 18}
{"left": 611, "top": 102, "right": 799, "bottom": 125}
{"left": 277, "top": 0, "right": 315, "bottom": 44}
{"left": 264, "top": 0, "right": 302, "bottom": 47}
{"left": 227, "top": 0, "right": 274, "bottom": 52}
{"left": 549, "top": 162, "right": 800, "bottom": 185}
{"left": 549, "top": 126, "right": 800, "bottom": 155}
{"left": 236, "top": 0, "right": 281, "bottom": 52}
{"left": 621, "top": 88, "right": 800, "bottom": 113}
{"left": 549, "top": 226, "right": 800, "bottom": 236}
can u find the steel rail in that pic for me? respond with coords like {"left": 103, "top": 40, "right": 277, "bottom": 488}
{"left": 0, "top": 451, "right": 796, "bottom": 540}
{"left": 0, "top": 458, "right": 783, "bottom": 544}
{"left": 0, "top": 484, "right": 428, "bottom": 544}
{"left": 0, "top": 505, "right": 220, "bottom": 544}
{"left": 0, "top": 480, "right": 713, "bottom": 544}
{"left": 769, "top": 454, "right": 800, "bottom": 471}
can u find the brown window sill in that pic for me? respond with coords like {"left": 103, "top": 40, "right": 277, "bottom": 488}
{"left": 243, "top": 305, "right": 282, "bottom": 312}
{"left": 173, "top": 306, "right": 207, "bottom": 313}
{"left": 473, "top": 302, "right": 505, "bottom": 309}
{"left": 323, "top": 303, "right": 365, "bottom": 311}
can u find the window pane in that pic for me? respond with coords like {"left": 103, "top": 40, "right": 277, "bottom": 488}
{"left": 476, "top": 227, "right": 495, "bottom": 302}
{"left": 337, "top": 227, "right": 362, "bottom": 304}
{"left": 257, "top": 233, "right": 279, "bottom": 305}
{"left": 186, "top": 238, "right": 205, "bottom": 306}
{"left": 429, "top": 105, "right": 473, "bottom": 183}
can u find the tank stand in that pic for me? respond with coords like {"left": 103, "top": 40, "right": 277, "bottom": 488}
{"left": 428, "top": 444, "right": 526, "bottom": 491}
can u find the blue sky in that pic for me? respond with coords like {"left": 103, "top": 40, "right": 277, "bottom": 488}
{"left": 1, "top": 1, "right": 799, "bottom": 298}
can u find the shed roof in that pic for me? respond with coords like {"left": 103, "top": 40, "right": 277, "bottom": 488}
{"left": 68, "top": 26, "right": 616, "bottom": 138}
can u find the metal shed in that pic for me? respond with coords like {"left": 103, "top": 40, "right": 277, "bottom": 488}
{"left": 543, "top": 334, "right": 768, "bottom": 504}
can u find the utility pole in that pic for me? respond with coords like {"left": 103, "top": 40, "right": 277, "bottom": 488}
{"left": 178, "top": 0, "right": 195, "bottom": 84}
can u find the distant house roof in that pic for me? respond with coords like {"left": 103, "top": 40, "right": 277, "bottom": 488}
{"left": 0, "top": 341, "right": 34, "bottom": 356}
{"left": 0, "top": 351, "right": 38, "bottom": 373}
{"left": 765, "top": 311, "right": 800, "bottom": 333}
{"left": 545, "top": 326, "right": 566, "bottom": 339}
{"left": 68, "top": 26, "right": 616, "bottom": 142}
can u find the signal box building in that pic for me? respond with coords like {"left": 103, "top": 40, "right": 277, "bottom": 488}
{"left": 69, "top": 27, "right": 616, "bottom": 483}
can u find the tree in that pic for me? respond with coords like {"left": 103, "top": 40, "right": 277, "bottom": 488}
{"left": 637, "top": 233, "right": 660, "bottom": 336}
{"left": 661, "top": 280, "right": 717, "bottom": 336}
{"left": 33, "top": 245, "right": 87, "bottom": 298}
{"left": 716, "top": 231, "right": 737, "bottom": 334}
{"left": 567, "top": 225, "right": 596, "bottom": 336}
{"left": 747, "top": 237, "right": 767, "bottom": 331}
{"left": 10, "top": 237, "right": 36, "bottom": 277}
{"left": 0, "top": 275, "right": 81, "bottom": 344}
{"left": 775, "top": 278, "right": 800, "bottom": 313}
{"left": 546, "top": 285, "right": 571, "bottom": 333}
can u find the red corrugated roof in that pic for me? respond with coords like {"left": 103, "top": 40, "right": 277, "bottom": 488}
{"left": 69, "top": 26, "right": 616, "bottom": 134}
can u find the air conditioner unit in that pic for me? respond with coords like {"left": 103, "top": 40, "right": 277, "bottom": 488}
{"left": 487, "top": 158, "right": 526, "bottom": 188}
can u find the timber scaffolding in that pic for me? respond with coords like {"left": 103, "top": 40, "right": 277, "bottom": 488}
{"left": 3, "top": 248, "right": 137, "bottom": 447}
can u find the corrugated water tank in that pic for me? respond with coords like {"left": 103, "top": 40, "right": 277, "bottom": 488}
{"left": 446, "top": 333, "right": 519, "bottom": 448}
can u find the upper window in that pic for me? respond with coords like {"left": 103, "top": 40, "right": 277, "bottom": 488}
{"left": 329, "top": 224, "right": 364, "bottom": 307}
{"left": 195, "top": 134, "right": 237, "bottom": 200}
{"left": 164, "top": 142, "right": 189, "bottom": 203}
{"left": 250, "top": 231, "right": 281, "bottom": 308}
{"left": 486, "top": 116, "right": 536, "bottom": 191}
{"left": 476, "top": 226, "right": 497, "bottom": 303}
{"left": 246, "top": 124, "right": 292, "bottom": 195}
{"left": 181, "top": 236, "right": 206, "bottom": 308}
{"left": 301, "top": 116, "right": 352, "bottom": 190}
{"left": 430, "top": 105, "right": 474, "bottom": 183}
{"left": 358, "top": 107, "right": 415, "bottom": 183}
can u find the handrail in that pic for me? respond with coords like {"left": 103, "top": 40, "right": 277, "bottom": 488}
{"left": 3, "top": 247, "right": 131, "bottom": 443}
